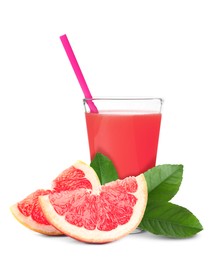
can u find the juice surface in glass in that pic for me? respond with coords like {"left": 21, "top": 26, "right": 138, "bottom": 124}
{"left": 85, "top": 111, "right": 162, "bottom": 179}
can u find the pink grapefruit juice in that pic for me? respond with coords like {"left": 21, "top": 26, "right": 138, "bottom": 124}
{"left": 85, "top": 111, "right": 162, "bottom": 179}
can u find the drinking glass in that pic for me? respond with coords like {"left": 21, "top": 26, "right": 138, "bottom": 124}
{"left": 83, "top": 97, "right": 163, "bottom": 179}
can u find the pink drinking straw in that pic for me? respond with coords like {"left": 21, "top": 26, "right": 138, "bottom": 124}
{"left": 60, "top": 34, "right": 98, "bottom": 113}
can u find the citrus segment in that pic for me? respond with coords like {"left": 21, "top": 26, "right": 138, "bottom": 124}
{"left": 10, "top": 189, "right": 61, "bottom": 235}
{"left": 10, "top": 161, "right": 100, "bottom": 235}
{"left": 39, "top": 174, "right": 147, "bottom": 243}
{"left": 52, "top": 161, "right": 100, "bottom": 191}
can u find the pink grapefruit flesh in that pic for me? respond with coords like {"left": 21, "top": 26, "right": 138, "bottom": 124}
{"left": 39, "top": 174, "right": 148, "bottom": 243}
{"left": 10, "top": 161, "right": 100, "bottom": 235}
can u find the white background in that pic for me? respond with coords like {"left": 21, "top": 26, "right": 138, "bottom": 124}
{"left": 0, "top": 0, "right": 212, "bottom": 259}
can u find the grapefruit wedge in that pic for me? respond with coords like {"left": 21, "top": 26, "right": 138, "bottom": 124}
{"left": 39, "top": 174, "right": 147, "bottom": 243}
{"left": 10, "top": 161, "right": 100, "bottom": 235}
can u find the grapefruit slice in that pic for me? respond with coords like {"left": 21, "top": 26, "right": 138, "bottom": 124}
{"left": 39, "top": 174, "right": 147, "bottom": 243}
{"left": 10, "top": 161, "right": 100, "bottom": 235}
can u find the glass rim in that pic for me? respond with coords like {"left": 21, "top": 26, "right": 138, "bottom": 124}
{"left": 83, "top": 96, "right": 164, "bottom": 103}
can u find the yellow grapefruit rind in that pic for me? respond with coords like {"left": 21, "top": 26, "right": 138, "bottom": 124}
{"left": 10, "top": 161, "right": 101, "bottom": 236}
{"left": 39, "top": 174, "right": 148, "bottom": 243}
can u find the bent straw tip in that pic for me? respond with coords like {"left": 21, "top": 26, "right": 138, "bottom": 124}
{"left": 60, "top": 34, "right": 67, "bottom": 40}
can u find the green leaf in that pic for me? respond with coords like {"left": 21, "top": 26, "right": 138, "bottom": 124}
{"left": 90, "top": 153, "right": 119, "bottom": 185}
{"left": 139, "top": 202, "right": 203, "bottom": 238}
{"left": 144, "top": 164, "right": 183, "bottom": 203}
